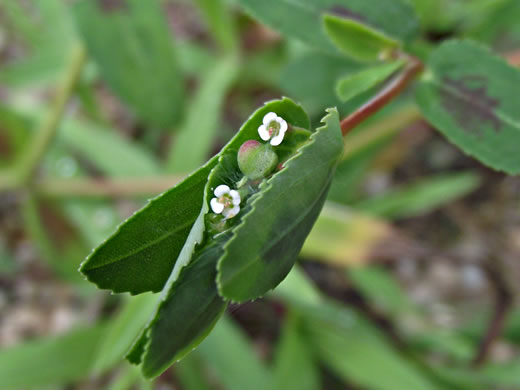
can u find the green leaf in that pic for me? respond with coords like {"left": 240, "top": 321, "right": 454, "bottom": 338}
{"left": 194, "top": 0, "right": 238, "bottom": 52}
{"left": 137, "top": 237, "right": 228, "bottom": 378}
{"left": 470, "top": 0, "right": 520, "bottom": 51}
{"left": 59, "top": 117, "right": 161, "bottom": 177}
{"left": 72, "top": 0, "right": 183, "bottom": 128}
{"left": 0, "top": 104, "right": 31, "bottom": 166}
{"left": 353, "top": 171, "right": 481, "bottom": 218}
{"left": 279, "top": 50, "right": 362, "bottom": 116}
{"left": 323, "top": 14, "right": 400, "bottom": 62}
{"left": 167, "top": 55, "right": 239, "bottom": 173}
{"left": 0, "top": 0, "right": 77, "bottom": 87}
{"left": 416, "top": 39, "right": 520, "bottom": 174}
{"left": 79, "top": 158, "right": 217, "bottom": 294}
{"left": 123, "top": 98, "right": 310, "bottom": 376}
{"left": 80, "top": 98, "right": 309, "bottom": 295}
{"left": 272, "top": 312, "right": 320, "bottom": 390}
{"left": 348, "top": 266, "right": 415, "bottom": 315}
{"left": 217, "top": 108, "right": 343, "bottom": 302}
{"left": 237, "top": 0, "right": 419, "bottom": 55}
{"left": 336, "top": 60, "right": 405, "bottom": 102}
{"left": 304, "top": 308, "right": 441, "bottom": 390}
{"left": 105, "top": 366, "right": 141, "bottom": 390}
{"left": 92, "top": 293, "right": 158, "bottom": 374}
{"left": 273, "top": 269, "right": 441, "bottom": 390}
{"left": 175, "top": 354, "right": 213, "bottom": 390}
{"left": 0, "top": 324, "right": 106, "bottom": 390}
{"left": 197, "top": 316, "right": 272, "bottom": 390}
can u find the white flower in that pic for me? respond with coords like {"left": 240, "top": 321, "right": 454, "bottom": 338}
{"left": 258, "top": 112, "right": 288, "bottom": 146}
{"left": 210, "top": 184, "right": 241, "bottom": 218}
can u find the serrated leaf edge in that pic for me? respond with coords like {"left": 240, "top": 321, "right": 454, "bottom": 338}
{"left": 78, "top": 157, "right": 218, "bottom": 295}
{"left": 216, "top": 107, "right": 342, "bottom": 303}
{"left": 125, "top": 97, "right": 310, "bottom": 371}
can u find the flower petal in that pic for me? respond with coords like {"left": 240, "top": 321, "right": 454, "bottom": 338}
{"left": 223, "top": 205, "right": 240, "bottom": 218}
{"left": 210, "top": 198, "right": 224, "bottom": 214}
{"left": 270, "top": 132, "right": 285, "bottom": 146}
{"left": 229, "top": 190, "right": 241, "bottom": 205}
{"left": 262, "top": 112, "right": 278, "bottom": 125}
{"left": 278, "top": 118, "right": 288, "bottom": 133}
{"left": 258, "top": 124, "right": 270, "bottom": 141}
{"left": 214, "top": 184, "right": 230, "bottom": 197}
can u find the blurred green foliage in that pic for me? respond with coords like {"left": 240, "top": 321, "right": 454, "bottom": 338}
{"left": 1, "top": 0, "right": 520, "bottom": 389}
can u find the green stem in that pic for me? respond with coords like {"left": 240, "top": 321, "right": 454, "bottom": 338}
{"left": 16, "top": 45, "right": 87, "bottom": 185}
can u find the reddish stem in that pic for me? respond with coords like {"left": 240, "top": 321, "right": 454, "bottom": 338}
{"left": 506, "top": 49, "right": 520, "bottom": 67}
{"left": 340, "top": 56, "right": 424, "bottom": 136}
{"left": 472, "top": 264, "right": 513, "bottom": 367}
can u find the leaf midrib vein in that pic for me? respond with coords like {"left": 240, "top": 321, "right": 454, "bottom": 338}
{"left": 85, "top": 219, "right": 196, "bottom": 270}
{"left": 223, "top": 169, "right": 334, "bottom": 285}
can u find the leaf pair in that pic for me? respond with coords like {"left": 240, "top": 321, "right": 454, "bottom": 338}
{"left": 80, "top": 98, "right": 344, "bottom": 377}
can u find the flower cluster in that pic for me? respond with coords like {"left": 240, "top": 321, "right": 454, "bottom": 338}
{"left": 210, "top": 112, "right": 288, "bottom": 221}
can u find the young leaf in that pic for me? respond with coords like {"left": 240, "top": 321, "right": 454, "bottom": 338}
{"left": 272, "top": 312, "right": 320, "bottom": 390}
{"left": 237, "top": 0, "right": 419, "bottom": 55}
{"left": 336, "top": 60, "right": 405, "bottom": 102}
{"left": 197, "top": 316, "right": 272, "bottom": 390}
{"left": 167, "top": 55, "right": 239, "bottom": 173}
{"left": 72, "top": 0, "right": 183, "bottom": 128}
{"left": 175, "top": 354, "right": 214, "bottom": 390}
{"left": 80, "top": 98, "right": 309, "bottom": 295}
{"left": 0, "top": 325, "right": 106, "bottom": 390}
{"left": 279, "top": 50, "right": 363, "bottom": 116}
{"left": 416, "top": 40, "right": 520, "bottom": 174}
{"left": 137, "top": 237, "right": 229, "bottom": 378}
{"left": 59, "top": 117, "right": 161, "bottom": 177}
{"left": 217, "top": 107, "right": 343, "bottom": 302}
{"left": 194, "top": 0, "right": 238, "bottom": 52}
{"left": 323, "top": 14, "right": 399, "bottom": 62}
{"left": 124, "top": 98, "right": 311, "bottom": 376}
{"left": 79, "top": 159, "right": 217, "bottom": 294}
{"left": 92, "top": 293, "right": 158, "bottom": 374}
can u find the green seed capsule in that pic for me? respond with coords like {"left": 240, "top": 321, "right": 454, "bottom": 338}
{"left": 237, "top": 140, "right": 278, "bottom": 180}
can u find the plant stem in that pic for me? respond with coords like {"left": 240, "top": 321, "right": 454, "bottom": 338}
{"left": 341, "top": 104, "right": 422, "bottom": 159}
{"left": 16, "top": 45, "right": 87, "bottom": 185}
{"left": 472, "top": 263, "right": 513, "bottom": 367}
{"left": 506, "top": 49, "right": 520, "bottom": 67}
{"left": 35, "top": 176, "right": 183, "bottom": 199}
{"left": 340, "top": 55, "right": 424, "bottom": 137}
